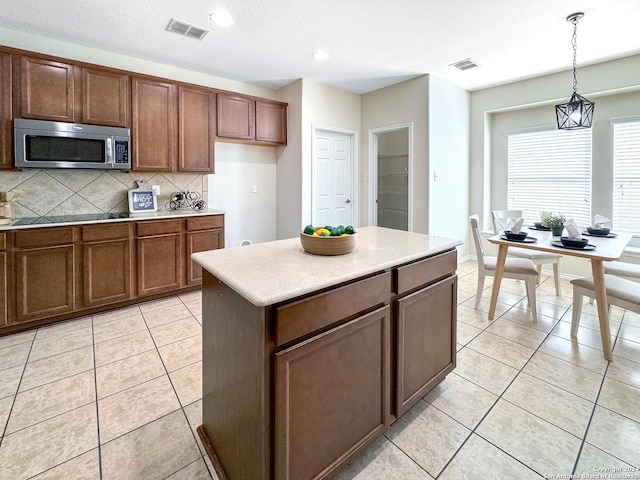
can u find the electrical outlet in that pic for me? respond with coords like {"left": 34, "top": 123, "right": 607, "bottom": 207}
{"left": 152, "top": 185, "right": 161, "bottom": 195}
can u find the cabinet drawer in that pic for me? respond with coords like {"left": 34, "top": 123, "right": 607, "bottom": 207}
{"left": 0, "top": 232, "right": 5, "bottom": 250}
{"left": 395, "top": 249, "right": 456, "bottom": 295}
{"left": 186, "top": 215, "right": 223, "bottom": 231}
{"left": 137, "top": 219, "right": 181, "bottom": 236}
{"left": 15, "top": 227, "right": 75, "bottom": 248}
{"left": 82, "top": 223, "right": 130, "bottom": 242}
{"left": 274, "top": 271, "right": 391, "bottom": 347}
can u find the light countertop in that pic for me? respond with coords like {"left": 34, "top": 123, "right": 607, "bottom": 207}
{"left": 192, "top": 226, "right": 462, "bottom": 307}
{"left": 0, "top": 208, "right": 225, "bottom": 231}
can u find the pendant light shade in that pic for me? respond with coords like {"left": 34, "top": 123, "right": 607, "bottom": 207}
{"left": 556, "top": 92, "right": 595, "bottom": 129}
{"left": 555, "top": 12, "right": 594, "bottom": 130}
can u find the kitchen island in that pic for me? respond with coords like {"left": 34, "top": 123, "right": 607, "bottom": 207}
{"left": 192, "top": 226, "right": 461, "bottom": 480}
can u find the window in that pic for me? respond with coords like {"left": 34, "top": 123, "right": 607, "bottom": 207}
{"left": 612, "top": 119, "right": 640, "bottom": 234}
{"left": 507, "top": 128, "right": 592, "bottom": 227}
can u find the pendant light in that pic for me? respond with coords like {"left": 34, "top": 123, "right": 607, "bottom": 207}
{"left": 555, "top": 12, "right": 594, "bottom": 130}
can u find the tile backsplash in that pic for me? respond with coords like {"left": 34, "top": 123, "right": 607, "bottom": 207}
{"left": 0, "top": 169, "right": 208, "bottom": 219}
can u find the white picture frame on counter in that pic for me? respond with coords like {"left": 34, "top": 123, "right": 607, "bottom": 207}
{"left": 128, "top": 189, "right": 157, "bottom": 213}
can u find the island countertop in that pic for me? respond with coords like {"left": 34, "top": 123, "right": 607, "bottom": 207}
{"left": 192, "top": 226, "right": 462, "bottom": 307}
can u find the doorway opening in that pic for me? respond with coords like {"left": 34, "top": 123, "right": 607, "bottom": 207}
{"left": 369, "top": 124, "right": 413, "bottom": 231}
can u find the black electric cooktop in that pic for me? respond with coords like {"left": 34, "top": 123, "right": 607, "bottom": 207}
{"left": 14, "top": 212, "right": 131, "bottom": 225}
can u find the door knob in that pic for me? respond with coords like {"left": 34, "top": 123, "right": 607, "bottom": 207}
{"left": 345, "top": 199, "right": 351, "bottom": 204}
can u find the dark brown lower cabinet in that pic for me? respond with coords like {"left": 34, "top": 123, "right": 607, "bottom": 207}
{"left": 199, "top": 248, "right": 457, "bottom": 480}
{"left": 137, "top": 234, "right": 182, "bottom": 296}
{"left": 0, "top": 214, "right": 224, "bottom": 335}
{"left": 0, "top": 250, "right": 7, "bottom": 326}
{"left": 274, "top": 306, "right": 390, "bottom": 480}
{"left": 82, "top": 223, "right": 133, "bottom": 308}
{"left": 15, "top": 245, "right": 75, "bottom": 323}
{"left": 395, "top": 275, "right": 457, "bottom": 417}
{"left": 186, "top": 215, "right": 225, "bottom": 286}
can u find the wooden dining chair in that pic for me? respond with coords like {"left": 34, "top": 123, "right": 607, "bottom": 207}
{"left": 491, "top": 209, "right": 562, "bottom": 296}
{"left": 470, "top": 215, "right": 539, "bottom": 322}
{"left": 570, "top": 275, "right": 640, "bottom": 342}
{"left": 587, "top": 260, "right": 640, "bottom": 305}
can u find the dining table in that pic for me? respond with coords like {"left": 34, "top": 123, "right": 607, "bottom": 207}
{"left": 487, "top": 227, "right": 633, "bottom": 361}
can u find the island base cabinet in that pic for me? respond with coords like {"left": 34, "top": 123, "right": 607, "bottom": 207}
{"left": 395, "top": 275, "right": 457, "bottom": 417}
{"left": 274, "top": 306, "right": 391, "bottom": 480}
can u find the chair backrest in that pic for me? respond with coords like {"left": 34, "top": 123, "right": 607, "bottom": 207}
{"left": 469, "top": 215, "right": 487, "bottom": 272}
{"left": 491, "top": 209, "right": 523, "bottom": 235}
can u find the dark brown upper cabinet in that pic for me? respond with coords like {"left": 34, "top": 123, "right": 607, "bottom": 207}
{"left": 131, "top": 76, "right": 178, "bottom": 172}
{"left": 0, "top": 52, "right": 12, "bottom": 170}
{"left": 256, "top": 100, "right": 287, "bottom": 145}
{"left": 217, "top": 93, "right": 255, "bottom": 141}
{"left": 14, "top": 55, "right": 130, "bottom": 127}
{"left": 179, "top": 85, "right": 216, "bottom": 173}
{"left": 217, "top": 93, "right": 288, "bottom": 145}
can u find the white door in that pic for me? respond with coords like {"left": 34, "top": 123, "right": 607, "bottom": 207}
{"left": 313, "top": 131, "right": 353, "bottom": 227}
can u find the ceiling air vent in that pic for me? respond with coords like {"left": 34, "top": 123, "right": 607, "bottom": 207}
{"left": 449, "top": 58, "right": 479, "bottom": 71}
{"left": 166, "top": 19, "right": 209, "bottom": 41}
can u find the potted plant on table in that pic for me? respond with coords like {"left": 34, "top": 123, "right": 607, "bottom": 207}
{"left": 542, "top": 213, "right": 566, "bottom": 236}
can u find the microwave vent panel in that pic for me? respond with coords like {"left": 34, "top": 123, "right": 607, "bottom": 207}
{"left": 166, "top": 19, "right": 209, "bottom": 41}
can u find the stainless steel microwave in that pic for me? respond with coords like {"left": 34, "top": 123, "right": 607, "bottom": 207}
{"left": 14, "top": 119, "right": 131, "bottom": 170}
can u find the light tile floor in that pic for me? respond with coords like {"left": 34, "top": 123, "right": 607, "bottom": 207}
{"left": 0, "top": 261, "right": 639, "bottom": 479}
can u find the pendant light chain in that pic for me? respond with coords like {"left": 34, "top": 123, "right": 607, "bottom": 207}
{"left": 571, "top": 16, "right": 578, "bottom": 94}
{"left": 555, "top": 11, "right": 594, "bottom": 130}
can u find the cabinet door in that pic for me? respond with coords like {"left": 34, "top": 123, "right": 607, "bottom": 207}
{"left": 395, "top": 275, "right": 457, "bottom": 417}
{"left": 17, "top": 56, "right": 77, "bottom": 122}
{"left": 82, "top": 68, "right": 129, "bottom": 127}
{"left": 256, "top": 100, "right": 287, "bottom": 144}
{"left": 137, "top": 234, "right": 182, "bottom": 296}
{"left": 15, "top": 245, "right": 75, "bottom": 323}
{"left": 216, "top": 94, "right": 255, "bottom": 140}
{"left": 0, "top": 251, "right": 7, "bottom": 326}
{"left": 179, "top": 85, "right": 216, "bottom": 172}
{"left": 83, "top": 239, "right": 132, "bottom": 307}
{"left": 275, "top": 306, "right": 390, "bottom": 480}
{"left": 132, "top": 77, "right": 178, "bottom": 171}
{"left": 0, "top": 53, "right": 11, "bottom": 170}
{"left": 186, "top": 229, "right": 223, "bottom": 285}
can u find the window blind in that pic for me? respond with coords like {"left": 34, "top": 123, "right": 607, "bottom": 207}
{"left": 613, "top": 120, "right": 640, "bottom": 234}
{"left": 507, "top": 128, "right": 592, "bottom": 227}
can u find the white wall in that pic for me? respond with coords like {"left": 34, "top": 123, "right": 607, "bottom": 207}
{"left": 428, "top": 75, "right": 470, "bottom": 243}
{"left": 275, "top": 80, "right": 303, "bottom": 240}
{"left": 276, "top": 79, "right": 361, "bottom": 240}
{"left": 208, "top": 143, "right": 277, "bottom": 248}
{"left": 469, "top": 54, "right": 640, "bottom": 274}
{"left": 470, "top": 54, "right": 640, "bottom": 234}
{"left": 362, "top": 76, "right": 430, "bottom": 232}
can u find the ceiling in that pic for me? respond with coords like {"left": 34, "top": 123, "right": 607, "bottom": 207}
{"left": 1, "top": 0, "right": 639, "bottom": 94}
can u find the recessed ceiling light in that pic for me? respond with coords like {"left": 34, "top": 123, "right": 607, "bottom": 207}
{"left": 209, "top": 9, "right": 234, "bottom": 27}
{"left": 312, "top": 50, "right": 330, "bottom": 62}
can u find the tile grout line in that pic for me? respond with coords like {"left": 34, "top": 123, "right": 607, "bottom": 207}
{"left": 140, "top": 295, "right": 214, "bottom": 479}
{"left": 176, "top": 292, "right": 216, "bottom": 479}
{"left": 0, "top": 331, "right": 37, "bottom": 449}
{"left": 432, "top": 324, "right": 561, "bottom": 479}
{"left": 432, "top": 278, "right": 592, "bottom": 478}
{"left": 91, "top": 313, "right": 105, "bottom": 480}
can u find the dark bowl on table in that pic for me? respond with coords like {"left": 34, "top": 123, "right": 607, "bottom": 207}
{"left": 534, "top": 222, "right": 545, "bottom": 229}
{"left": 504, "top": 231, "right": 528, "bottom": 241}
{"left": 586, "top": 227, "right": 610, "bottom": 236}
{"left": 560, "top": 236, "right": 589, "bottom": 248}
